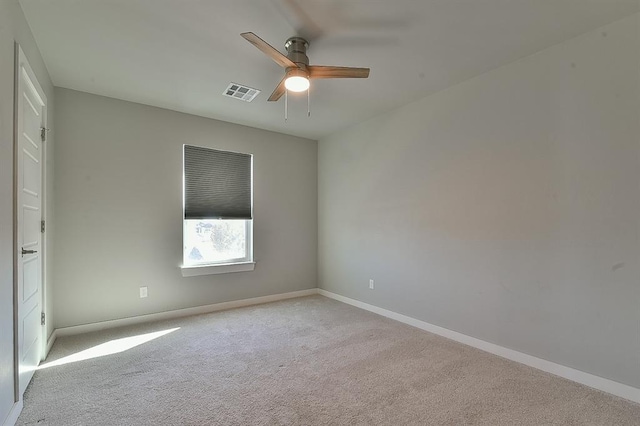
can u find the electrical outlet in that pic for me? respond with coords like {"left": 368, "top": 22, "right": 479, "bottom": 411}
{"left": 139, "top": 286, "right": 148, "bottom": 298}
{"left": 369, "top": 279, "right": 374, "bottom": 290}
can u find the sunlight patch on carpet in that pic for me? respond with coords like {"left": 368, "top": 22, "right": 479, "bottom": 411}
{"left": 38, "top": 328, "right": 180, "bottom": 369}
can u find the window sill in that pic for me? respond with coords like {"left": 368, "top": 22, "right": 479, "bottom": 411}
{"left": 181, "top": 261, "right": 255, "bottom": 277}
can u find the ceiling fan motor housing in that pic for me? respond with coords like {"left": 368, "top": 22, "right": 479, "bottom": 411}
{"left": 285, "top": 37, "right": 309, "bottom": 70}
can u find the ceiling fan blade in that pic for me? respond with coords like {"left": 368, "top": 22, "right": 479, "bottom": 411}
{"left": 241, "top": 32, "right": 296, "bottom": 68}
{"left": 268, "top": 76, "right": 287, "bottom": 102}
{"left": 308, "top": 66, "right": 370, "bottom": 79}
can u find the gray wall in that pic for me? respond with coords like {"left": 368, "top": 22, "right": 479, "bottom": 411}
{"left": 318, "top": 14, "right": 640, "bottom": 388}
{"left": 0, "top": 0, "right": 54, "bottom": 422}
{"left": 53, "top": 88, "right": 317, "bottom": 328}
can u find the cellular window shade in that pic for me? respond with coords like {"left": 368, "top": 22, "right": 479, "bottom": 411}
{"left": 184, "top": 145, "right": 252, "bottom": 220}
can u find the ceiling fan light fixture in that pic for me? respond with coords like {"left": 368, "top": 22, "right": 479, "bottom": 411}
{"left": 284, "top": 68, "right": 310, "bottom": 92}
{"left": 285, "top": 75, "right": 309, "bottom": 92}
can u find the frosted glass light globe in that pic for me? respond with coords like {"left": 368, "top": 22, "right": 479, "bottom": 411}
{"left": 285, "top": 76, "right": 310, "bottom": 92}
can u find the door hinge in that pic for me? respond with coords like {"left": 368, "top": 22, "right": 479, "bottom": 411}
{"left": 41, "top": 220, "right": 45, "bottom": 233}
{"left": 40, "top": 127, "right": 49, "bottom": 142}
{"left": 41, "top": 312, "right": 45, "bottom": 326}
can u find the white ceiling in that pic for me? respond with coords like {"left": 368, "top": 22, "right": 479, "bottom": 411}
{"left": 20, "top": 0, "right": 638, "bottom": 140}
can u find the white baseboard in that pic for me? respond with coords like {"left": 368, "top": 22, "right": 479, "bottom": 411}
{"left": 2, "top": 400, "right": 23, "bottom": 426}
{"left": 47, "top": 287, "right": 640, "bottom": 404}
{"left": 55, "top": 288, "right": 318, "bottom": 337}
{"left": 318, "top": 289, "right": 640, "bottom": 404}
{"left": 45, "top": 329, "right": 57, "bottom": 357}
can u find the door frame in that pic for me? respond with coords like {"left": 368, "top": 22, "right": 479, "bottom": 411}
{"left": 13, "top": 43, "right": 48, "bottom": 402}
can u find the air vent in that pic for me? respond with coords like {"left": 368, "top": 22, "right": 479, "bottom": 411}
{"left": 223, "top": 83, "right": 260, "bottom": 102}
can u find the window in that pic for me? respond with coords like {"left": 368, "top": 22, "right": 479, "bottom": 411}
{"left": 182, "top": 145, "right": 254, "bottom": 276}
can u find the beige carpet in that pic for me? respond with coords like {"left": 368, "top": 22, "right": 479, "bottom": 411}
{"left": 17, "top": 296, "right": 640, "bottom": 425}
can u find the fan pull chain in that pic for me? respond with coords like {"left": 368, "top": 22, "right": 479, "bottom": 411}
{"left": 285, "top": 89, "right": 288, "bottom": 122}
{"left": 307, "top": 89, "right": 310, "bottom": 117}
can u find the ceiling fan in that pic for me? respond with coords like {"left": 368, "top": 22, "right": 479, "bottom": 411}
{"left": 240, "top": 32, "right": 370, "bottom": 102}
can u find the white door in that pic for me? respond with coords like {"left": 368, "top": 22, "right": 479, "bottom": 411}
{"left": 16, "top": 46, "right": 46, "bottom": 397}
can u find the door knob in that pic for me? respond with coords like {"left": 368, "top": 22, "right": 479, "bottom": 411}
{"left": 21, "top": 248, "right": 37, "bottom": 257}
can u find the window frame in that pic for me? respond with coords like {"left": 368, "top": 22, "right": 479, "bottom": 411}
{"left": 180, "top": 146, "right": 255, "bottom": 277}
